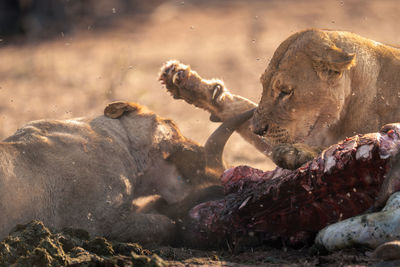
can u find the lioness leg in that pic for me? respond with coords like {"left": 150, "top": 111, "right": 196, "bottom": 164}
{"left": 159, "top": 60, "right": 271, "bottom": 157}
{"left": 159, "top": 60, "right": 321, "bottom": 169}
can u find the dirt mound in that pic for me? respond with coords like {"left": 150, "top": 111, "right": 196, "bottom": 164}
{"left": 0, "top": 218, "right": 382, "bottom": 266}
{"left": 0, "top": 220, "right": 166, "bottom": 266}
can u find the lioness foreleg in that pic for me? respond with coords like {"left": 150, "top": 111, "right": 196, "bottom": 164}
{"left": 158, "top": 60, "right": 272, "bottom": 157}
{"left": 272, "top": 143, "right": 323, "bottom": 169}
{"left": 159, "top": 60, "right": 323, "bottom": 169}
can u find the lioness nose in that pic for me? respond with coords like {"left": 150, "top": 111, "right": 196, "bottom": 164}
{"left": 253, "top": 123, "right": 269, "bottom": 136}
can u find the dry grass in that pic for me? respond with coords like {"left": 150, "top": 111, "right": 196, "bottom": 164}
{"left": 1, "top": 0, "right": 399, "bottom": 170}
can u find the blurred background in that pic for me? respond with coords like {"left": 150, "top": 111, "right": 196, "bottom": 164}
{"left": 0, "top": 0, "right": 399, "bottom": 170}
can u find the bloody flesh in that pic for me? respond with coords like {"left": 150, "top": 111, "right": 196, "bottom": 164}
{"left": 187, "top": 124, "right": 400, "bottom": 246}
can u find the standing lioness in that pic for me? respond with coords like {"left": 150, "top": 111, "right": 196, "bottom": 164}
{"left": 252, "top": 29, "right": 400, "bottom": 167}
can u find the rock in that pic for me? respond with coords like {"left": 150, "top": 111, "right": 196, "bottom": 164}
{"left": 315, "top": 192, "right": 400, "bottom": 251}
{"left": 373, "top": 240, "right": 400, "bottom": 260}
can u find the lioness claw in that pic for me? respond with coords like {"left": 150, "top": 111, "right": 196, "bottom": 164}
{"left": 211, "top": 84, "right": 225, "bottom": 103}
{"left": 211, "top": 86, "right": 219, "bottom": 100}
{"left": 172, "top": 69, "right": 186, "bottom": 85}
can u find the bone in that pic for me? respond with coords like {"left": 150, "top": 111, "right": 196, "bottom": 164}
{"left": 315, "top": 192, "right": 400, "bottom": 251}
{"left": 182, "top": 124, "right": 400, "bottom": 248}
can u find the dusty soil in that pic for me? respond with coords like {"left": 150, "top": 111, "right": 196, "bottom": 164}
{"left": 0, "top": 220, "right": 379, "bottom": 266}
{"left": 157, "top": 246, "right": 378, "bottom": 267}
{"left": 1, "top": 0, "right": 400, "bottom": 266}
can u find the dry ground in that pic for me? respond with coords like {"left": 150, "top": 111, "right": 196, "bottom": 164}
{"left": 1, "top": 0, "right": 400, "bottom": 265}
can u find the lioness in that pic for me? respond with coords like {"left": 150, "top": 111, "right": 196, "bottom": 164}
{"left": 251, "top": 29, "right": 400, "bottom": 168}
{"left": 0, "top": 99, "right": 253, "bottom": 245}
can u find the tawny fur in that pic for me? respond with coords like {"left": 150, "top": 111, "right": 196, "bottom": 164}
{"left": 158, "top": 60, "right": 321, "bottom": 169}
{"left": 159, "top": 60, "right": 272, "bottom": 155}
{"left": 0, "top": 102, "right": 220, "bottom": 245}
{"left": 253, "top": 29, "right": 400, "bottom": 148}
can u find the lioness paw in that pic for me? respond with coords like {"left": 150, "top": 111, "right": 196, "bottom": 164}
{"left": 159, "top": 60, "right": 231, "bottom": 105}
{"left": 159, "top": 60, "right": 191, "bottom": 100}
{"left": 272, "top": 143, "right": 320, "bottom": 170}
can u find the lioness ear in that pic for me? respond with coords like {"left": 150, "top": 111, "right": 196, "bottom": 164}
{"left": 104, "top": 101, "right": 139, "bottom": 119}
{"left": 311, "top": 45, "right": 355, "bottom": 81}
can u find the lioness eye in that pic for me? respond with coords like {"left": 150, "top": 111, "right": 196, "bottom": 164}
{"left": 279, "top": 85, "right": 293, "bottom": 96}
{"left": 328, "top": 69, "right": 341, "bottom": 76}
{"left": 279, "top": 92, "right": 290, "bottom": 99}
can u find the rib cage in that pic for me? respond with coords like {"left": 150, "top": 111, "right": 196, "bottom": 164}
{"left": 186, "top": 124, "right": 400, "bottom": 246}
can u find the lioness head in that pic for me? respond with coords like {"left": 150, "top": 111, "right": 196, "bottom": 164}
{"left": 252, "top": 29, "right": 356, "bottom": 146}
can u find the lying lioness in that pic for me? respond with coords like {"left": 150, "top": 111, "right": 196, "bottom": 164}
{"left": 0, "top": 99, "right": 253, "bottom": 245}
{"left": 251, "top": 29, "right": 400, "bottom": 168}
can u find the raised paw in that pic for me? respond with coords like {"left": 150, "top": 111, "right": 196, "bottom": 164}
{"left": 159, "top": 60, "right": 190, "bottom": 100}
{"left": 272, "top": 143, "right": 321, "bottom": 170}
{"left": 158, "top": 60, "right": 231, "bottom": 109}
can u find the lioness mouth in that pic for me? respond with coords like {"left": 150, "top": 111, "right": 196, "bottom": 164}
{"left": 264, "top": 125, "right": 291, "bottom": 144}
{"left": 253, "top": 125, "right": 269, "bottom": 136}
